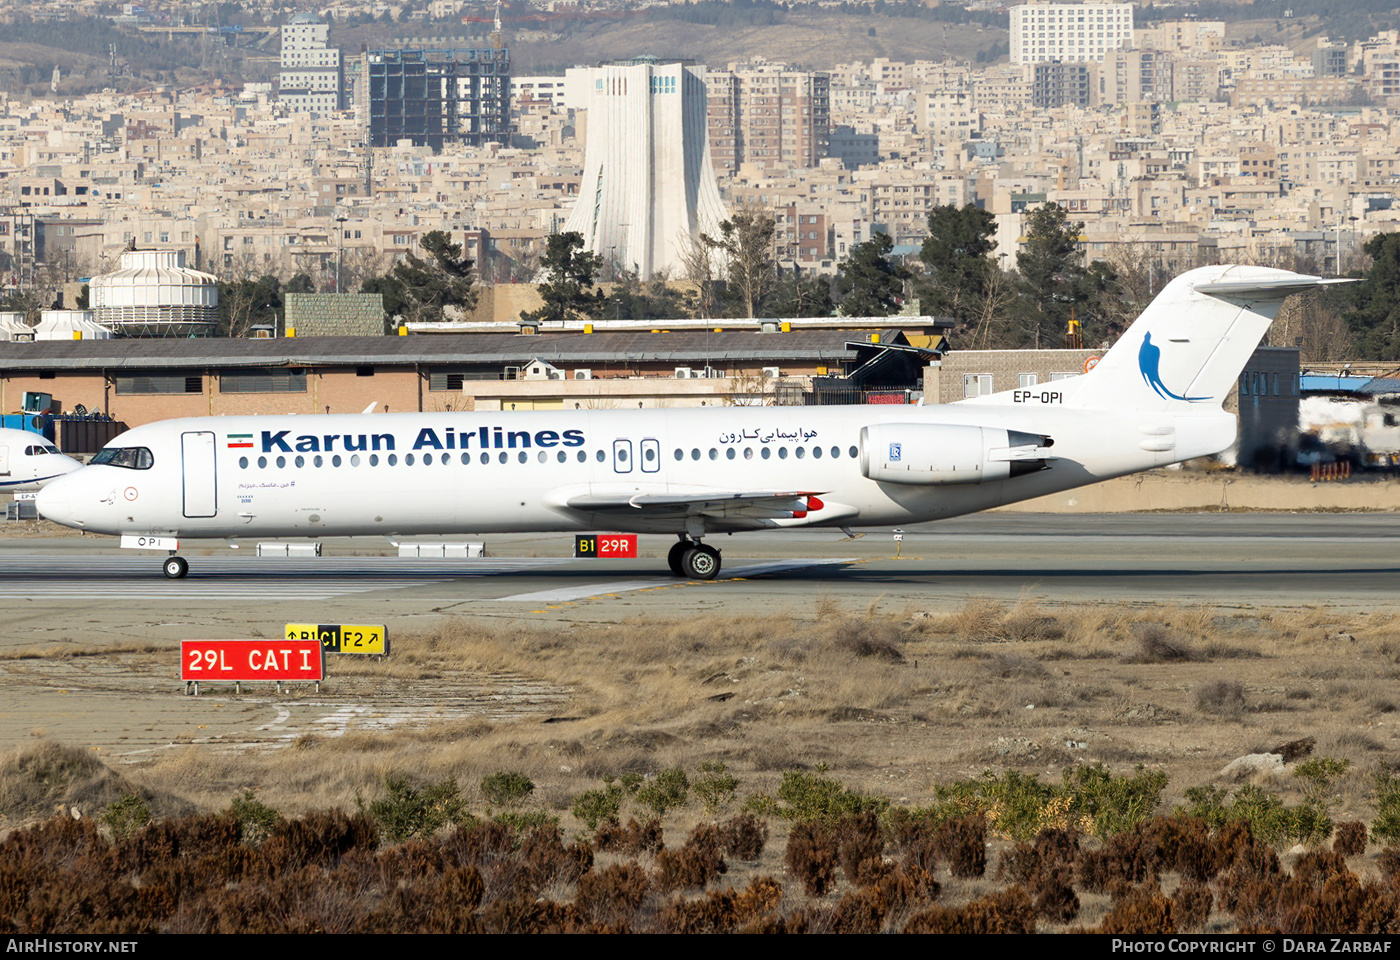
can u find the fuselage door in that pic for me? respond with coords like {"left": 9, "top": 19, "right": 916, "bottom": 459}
{"left": 0, "top": 445, "right": 8, "bottom": 477}
{"left": 612, "top": 439, "right": 633, "bottom": 474}
{"left": 640, "top": 438, "right": 660, "bottom": 474}
{"left": 181, "top": 431, "right": 217, "bottom": 518}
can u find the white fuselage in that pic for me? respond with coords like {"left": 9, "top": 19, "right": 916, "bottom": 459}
{"left": 0, "top": 428, "right": 82, "bottom": 493}
{"left": 34, "top": 402, "right": 1235, "bottom": 540}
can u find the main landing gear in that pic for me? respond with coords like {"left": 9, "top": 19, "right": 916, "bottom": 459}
{"left": 163, "top": 555, "right": 189, "bottom": 579}
{"left": 667, "top": 536, "right": 721, "bottom": 580}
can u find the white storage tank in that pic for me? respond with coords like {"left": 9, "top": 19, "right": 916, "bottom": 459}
{"left": 89, "top": 249, "right": 219, "bottom": 337}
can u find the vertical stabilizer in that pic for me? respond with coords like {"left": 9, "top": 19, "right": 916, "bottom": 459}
{"left": 1066, "top": 265, "right": 1325, "bottom": 413}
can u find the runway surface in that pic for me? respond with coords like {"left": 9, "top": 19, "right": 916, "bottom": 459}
{"left": 0, "top": 513, "right": 1397, "bottom": 631}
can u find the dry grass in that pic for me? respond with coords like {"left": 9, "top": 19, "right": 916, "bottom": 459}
{"left": 3, "top": 599, "right": 1400, "bottom": 845}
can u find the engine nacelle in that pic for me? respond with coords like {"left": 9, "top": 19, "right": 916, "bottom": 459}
{"left": 860, "top": 423, "right": 1053, "bottom": 485}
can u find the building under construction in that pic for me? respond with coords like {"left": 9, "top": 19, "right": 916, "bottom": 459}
{"left": 365, "top": 46, "right": 511, "bottom": 150}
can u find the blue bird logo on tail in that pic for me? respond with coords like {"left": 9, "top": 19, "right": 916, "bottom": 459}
{"left": 1138, "top": 333, "right": 1210, "bottom": 402}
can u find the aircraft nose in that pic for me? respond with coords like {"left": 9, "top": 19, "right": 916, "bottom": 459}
{"left": 36, "top": 474, "right": 79, "bottom": 527}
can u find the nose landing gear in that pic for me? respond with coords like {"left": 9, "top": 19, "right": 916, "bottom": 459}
{"left": 163, "top": 555, "right": 189, "bottom": 579}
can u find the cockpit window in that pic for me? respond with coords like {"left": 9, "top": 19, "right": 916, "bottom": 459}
{"left": 24, "top": 444, "right": 60, "bottom": 456}
{"left": 90, "top": 446, "right": 154, "bottom": 470}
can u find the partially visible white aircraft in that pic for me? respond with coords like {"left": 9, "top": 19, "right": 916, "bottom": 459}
{"left": 36, "top": 265, "right": 1330, "bottom": 579}
{"left": 0, "top": 427, "right": 82, "bottom": 493}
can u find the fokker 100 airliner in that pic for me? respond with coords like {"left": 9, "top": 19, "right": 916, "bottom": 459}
{"left": 36, "top": 265, "right": 1330, "bottom": 580}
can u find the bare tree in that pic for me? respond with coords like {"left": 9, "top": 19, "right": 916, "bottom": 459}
{"left": 677, "top": 230, "right": 719, "bottom": 319}
{"left": 702, "top": 202, "right": 777, "bottom": 318}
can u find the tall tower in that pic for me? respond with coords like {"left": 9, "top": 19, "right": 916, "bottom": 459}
{"left": 564, "top": 58, "right": 728, "bottom": 280}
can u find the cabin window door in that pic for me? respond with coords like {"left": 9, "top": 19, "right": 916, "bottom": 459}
{"left": 611, "top": 439, "right": 633, "bottom": 474}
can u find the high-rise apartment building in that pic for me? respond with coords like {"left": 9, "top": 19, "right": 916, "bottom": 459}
{"left": 279, "top": 14, "right": 342, "bottom": 114}
{"left": 564, "top": 58, "right": 727, "bottom": 279}
{"left": 366, "top": 46, "right": 510, "bottom": 150}
{"left": 705, "top": 62, "right": 831, "bottom": 173}
{"left": 1010, "top": 2, "right": 1134, "bottom": 65}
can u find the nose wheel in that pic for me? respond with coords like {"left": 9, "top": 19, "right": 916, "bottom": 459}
{"left": 163, "top": 556, "right": 189, "bottom": 579}
{"left": 667, "top": 537, "right": 721, "bottom": 580}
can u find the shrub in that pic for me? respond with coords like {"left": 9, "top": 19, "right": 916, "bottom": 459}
{"left": 572, "top": 782, "right": 623, "bottom": 832}
{"left": 786, "top": 821, "right": 839, "bottom": 896}
{"left": 1172, "top": 880, "right": 1214, "bottom": 931}
{"left": 694, "top": 761, "right": 739, "bottom": 813}
{"left": 359, "top": 775, "right": 466, "bottom": 843}
{"left": 636, "top": 768, "right": 689, "bottom": 817}
{"left": 1127, "top": 623, "right": 1199, "bottom": 663}
{"left": 101, "top": 793, "right": 152, "bottom": 842}
{"left": 935, "top": 814, "right": 988, "bottom": 878}
{"left": 1335, "top": 821, "right": 1368, "bottom": 858}
{"left": 904, "top": 887, "right": 1035, "bottom": 934}
{"left": 1370, "top": 772, "right": 1400, "bottom": 846}
{"left": 594, "top": 817, "right": 662, "bottom": 855}
{"left": 718, "top": 812, "right": 767, "bottom": 861}
{"left": 227, "top": 789, "right": 280, "bottom": 845}
{"left": 837, "top": 811, "right": 885, "bottom": 884}
{"left": 774, "top": 766, "right": 888, "bottom": 823}
{"left": 655, "top": 823, "right": 727, "bottom": 892}
{"left": 576, "top": 863, "right": 650, "bottom": 930}
{"left": 1194, "top": 680, "right": 1247, "bottom": 717}
{"left": 480, "top": 771, "right": 534, "bottom": 808}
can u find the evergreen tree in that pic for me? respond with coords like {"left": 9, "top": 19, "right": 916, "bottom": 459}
{"left": 386, "top": 230, "right": 476, "bottom": 324}
{"left": 522, "top": 232, "right": 605, "bottom": 324}
{"left": 918, "top": 204, "right": 999, "bottom": 326}
{"left": 600, "top": 270, "right": 695, "bottom": 320}
{"left": 1012, "top": 203, "right": 1087, "bottom": 348}
{"left": 835, "top": 232, "right": 906, "bottom": 316}
{"left": 770, "top": 268, "right": 834, "bottom": 318}
{"left": 1344, "top": 233, "right": 1400, "bottom": 359}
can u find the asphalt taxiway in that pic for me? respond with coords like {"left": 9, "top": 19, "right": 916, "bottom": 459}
{"left": 0, "top": 513, "right": 1397, "bottom": 652}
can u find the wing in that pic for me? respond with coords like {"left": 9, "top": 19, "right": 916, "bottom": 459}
{"left": 563, "top": 489, "right": 839, "bottom": 522}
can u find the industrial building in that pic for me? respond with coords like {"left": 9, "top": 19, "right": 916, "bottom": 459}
{"left": 365, "top": 47, "right": 511, "bottom": 150}
{"left": 0, "top": 328, "right": 943, "bottom": 447}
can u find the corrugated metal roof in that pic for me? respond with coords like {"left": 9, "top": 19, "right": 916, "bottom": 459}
{"left": 0, "top": 330, "right": 907, "bottom": 372}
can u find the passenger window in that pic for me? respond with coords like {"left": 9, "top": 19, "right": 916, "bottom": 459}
{"left": 369, "top": 454, "right": 379, "bottom": 466}
{"left": 388, "top": 454, "right": 398, "bottom": 466}
{"left": 277, "top": 455, "right": 287, "bottom": 468}
{"left": 295, "top": 455, "right": 305, "bottom": 468}
{"left": 778, "top": 447, "right": 788, "bottom": 459}
{"left": 350, "top": 455, "right": 360, "bottom": 467}
{"left": 239, "top": 456, "right": 248, "bottom": 469}
{"left": 761, "top": 448, "right": 771, "bottom": 459}
{"left": 406, "top": 454, "right": 415, "bottom": 466}
{"left": 461, "top": 453, "right": 471, "bottom": 465}
{"left": 258, "top": 456, "right": 268, "bottom": 468}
